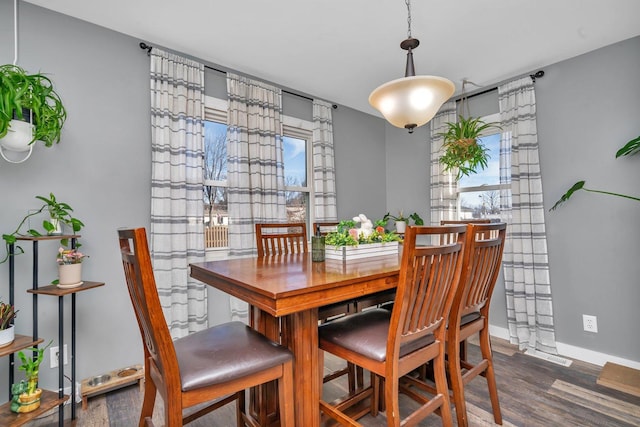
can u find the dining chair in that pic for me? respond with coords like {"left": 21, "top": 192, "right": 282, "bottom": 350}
{"left": 256, "top": 222, "right": 362, "bottom": 392}
{"left": 403, "top": 222, "right": 506, "bottom": 427}
{"left": 255, "top": 222, "right": 308, "bottom": 256}
{"left": 118, "top": 227, "right": 294, "bottom": 427}
{"left": 318, "top": 225, "right": 467, "bottom": 426}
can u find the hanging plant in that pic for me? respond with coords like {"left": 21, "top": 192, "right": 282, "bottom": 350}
{"left": 438, "top": 115, "right": 501, "bottom": 180}
{"left": 0, "top": 64, "right": 67, "bottom": 147}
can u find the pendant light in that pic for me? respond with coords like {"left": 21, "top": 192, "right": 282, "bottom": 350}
{"left": 369, "top": 0, "right": 455, "bottom": 133}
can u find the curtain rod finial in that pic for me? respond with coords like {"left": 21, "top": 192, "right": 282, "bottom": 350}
{"left": 139, "top": 42, "right": 152, "bottom": 55}
{"left": 530, "top": 70, "right": 545, "bottom": 82}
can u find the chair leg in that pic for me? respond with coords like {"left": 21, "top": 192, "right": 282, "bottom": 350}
{"left": 479, "top": 327, "right": 502, "bottom": 424}
{"left": 383, "top": 373, "right": 401, "bottom": 427}
{"left": 139, "top": 376, "right": 156, "bottom": 427}
{"left": 236, "top": 390, "right": 245, "bottom": 427}
{"left": 433, "top": 343, "right": 454, "bottom": 427}
{"left": 278, "top": 360, "right": 295, "bottom": 427}
{"left": 448, "top": 336, "right": 469, "bottom": 427}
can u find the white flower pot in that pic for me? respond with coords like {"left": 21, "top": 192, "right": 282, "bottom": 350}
{"left": 0, "top": 325, "right": 15, "bottom": 348}
{"left": 0, "top": 119, "right": 34, "bottom": 163}
{"left": 58, "top": 263, "right": 83, "bottom": 287}
{"left": 395, "top": 221, "right": 406, "bottom": 234}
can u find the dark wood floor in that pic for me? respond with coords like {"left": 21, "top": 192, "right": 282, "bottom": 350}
{"left": 33, "top": 336, "right": 640, "bottom": 426}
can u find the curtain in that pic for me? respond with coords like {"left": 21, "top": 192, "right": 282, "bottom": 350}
{"left": 312, "top": 100, "right": 338, "bottom": 222}
{"left": 498, "top": 77, "right": 557, "bottom": 354}
{"left": 149, "top": 48, "right": 207, "bottom": 339}
{"left": 226, "top": 73, "right": 286, "bottom": 320}
{"left": 429, "top": 101, "right": 458, "bottom": 225}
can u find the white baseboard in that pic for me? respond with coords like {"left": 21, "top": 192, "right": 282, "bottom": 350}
{"left": 488, "top": 325, "right": 640, "bottom": 370}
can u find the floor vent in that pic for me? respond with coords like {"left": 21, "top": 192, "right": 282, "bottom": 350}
{"left": 525, "top": 349, "right": 573, "bottom": 367}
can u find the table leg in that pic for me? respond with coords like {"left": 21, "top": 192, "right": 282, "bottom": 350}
{"left": 287, "top": 308, "right": 321, "bottom": 427}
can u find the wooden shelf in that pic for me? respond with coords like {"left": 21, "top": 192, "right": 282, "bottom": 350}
{"left": 0, "top": 389, "right": 68, "bottom": 426}
{"left": 15, "top": 234, "right": 80, "bottom": 242}
{"left": 0, "top": 335, "right": 44, "bottom": 358}
{"left": 27, "top": 281, "right": 105, "bottom": 296}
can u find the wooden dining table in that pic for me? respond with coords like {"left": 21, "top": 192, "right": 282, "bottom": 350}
{"left": 190, "top": 253, "right": 401, "bottom": 427}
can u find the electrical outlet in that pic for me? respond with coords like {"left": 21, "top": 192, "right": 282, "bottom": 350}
{"left": 49, "top": 345, "right": 68, "bottom": 368}
{"left": 583, "top": 314, "right": 598, "bottom": 333}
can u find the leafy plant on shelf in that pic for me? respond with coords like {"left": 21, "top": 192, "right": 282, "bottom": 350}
{"left": 1, "top": 193, "right": 84, "bottom": 263}
{"left": 550, "top": 135, "right": 640, "bottom": 210}
{"left": 325, "top": 216, "right": 403, "bottom": 247}
{"left": 0, "top": 301, "right": 17, "bottom": 330}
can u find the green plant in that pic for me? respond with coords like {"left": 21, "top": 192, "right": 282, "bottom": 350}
{"left": 1, "top": 193, "right": 84, "bottom": 263}
{"left": 438, "top": 115, "right": 501, "bottom": 180}
{"left": 0, "top": 301, "right": 17, "bottom": 330}
{"left": 325, "top": 216, "right": 403, "bottom": 247}
{"left": 17, "top": 341, "right": 52, "bottom": 395}
{"left": 0, "top": 64, "right": 67, "bottom": 147}
{"left": 550, "top": 135, "right": 640, "bottom": 210}
{"left": 383, "top": 211, "right": 424, "bottom": 225}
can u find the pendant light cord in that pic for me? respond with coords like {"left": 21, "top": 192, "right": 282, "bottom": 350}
{"left": 405, "top": 0, "right": 412, "bottom": 39}
{"left": 13, "top": 0, "right": 18, "bottom": 65}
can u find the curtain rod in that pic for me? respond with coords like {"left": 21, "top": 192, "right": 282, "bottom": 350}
{"left": 452, "top": 70, "right": 545, "bottom": 102}
{"left": 139, "top": 42, "right": 337, "bottom": 109}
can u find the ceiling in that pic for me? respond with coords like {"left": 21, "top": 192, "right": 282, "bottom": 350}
{"left": 24, "top": 0, "right": 640, "bottom": 117}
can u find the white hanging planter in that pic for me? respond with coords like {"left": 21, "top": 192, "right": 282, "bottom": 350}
{"left": 0, "top": 325, "right": 16, "bottom": 348}
{"left": 0, "top": 119, "right": 34, "bottom": 163}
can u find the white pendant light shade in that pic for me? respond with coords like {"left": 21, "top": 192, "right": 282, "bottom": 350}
{"left": 369, "top": 75, "right": 454, "bottom": 130}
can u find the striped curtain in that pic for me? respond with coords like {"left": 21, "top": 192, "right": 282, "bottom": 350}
{"left": 226, "top": 73, "right": 286, "bottom": 320}
{"left": 498, "top": 77, "right": 557, "bottom": 354}
{"left": 149, "top": 48, "right": 207, "bottom": 338}
{"left": 430, "top": 101, "right": 458, "bottom": 225}
{"left": 312, "top": 100, "right": 338, "bottom": 222}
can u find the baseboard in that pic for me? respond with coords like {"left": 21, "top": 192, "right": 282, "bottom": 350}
{"left": 488, "top": 325, "right": 640, "bottom": 370}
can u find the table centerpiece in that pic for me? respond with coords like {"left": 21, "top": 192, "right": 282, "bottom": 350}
{"left": 324, "top": 214, "right": 402, "bottom": 261}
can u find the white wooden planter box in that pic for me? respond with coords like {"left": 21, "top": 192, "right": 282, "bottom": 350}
{"left": 325, "top": 241, "right": 399, "bottom": 261}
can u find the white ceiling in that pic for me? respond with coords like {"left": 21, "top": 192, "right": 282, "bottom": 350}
{"left": 24, "top": 0, "right": 640, "bottom": 116}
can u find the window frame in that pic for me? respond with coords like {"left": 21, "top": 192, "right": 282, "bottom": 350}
{"left": 203, "top": 95, "right": 316, "bottom": 251}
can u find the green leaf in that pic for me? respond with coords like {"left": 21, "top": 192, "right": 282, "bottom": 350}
{"left": 615, "top": 135, "right": 640, "bottom": 158}
{"left": 550, "top": 181, "right": 585, "bottom": 211}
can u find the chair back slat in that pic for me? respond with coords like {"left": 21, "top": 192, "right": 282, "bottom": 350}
{"left": 392, "top": 225, "right": 466, "bottom": 348}
{"left": 118, "top": 228, "right": 178, "bottom": 387}
{"left": 255, "top": 223, "right": 308, "bottom": 257}
{"left": 454, "top": 223, "right": 507, "bottom": 319}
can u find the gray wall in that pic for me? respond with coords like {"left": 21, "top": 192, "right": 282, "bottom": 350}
{"left": 0, "top": 3, "right": 637, "bottom": 400}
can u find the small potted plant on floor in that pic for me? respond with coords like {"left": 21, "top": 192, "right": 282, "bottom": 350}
{"left": 438, "top": 115, "right": 501, "bottom": 181}
{"left": 0, "top": 64, "right": 67, "bottom": 162}
{"left": 11, "top": 341, "right": 52, "bottom": 413}
{"left": 0, "top": 300, "right": 18, "bottom": 347}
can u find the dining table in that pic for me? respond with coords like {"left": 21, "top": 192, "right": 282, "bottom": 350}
{"left": 190, "top": 252, "right": 401, "bottom": 427}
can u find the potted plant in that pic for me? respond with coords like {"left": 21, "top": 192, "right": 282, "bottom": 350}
{"left": 0, "top": 64, "right": 67, "bottom": 160}
{"left": 383, "top": 211, "right": 424, "bottom": 233}
{"left": 1, "top": 193, "right": 84, "bottom": 263}
{"left": 550, "top": 135, "right": 640, "bottom": 210}
{"left": 324, "top": 214, "right": 403, "bottom": 261}
{"left": 55, "top": 247, "right": 88, "bottom": 288}
{"left": 11, "top": 341, "right": 52, "bottom": 413}
{"left": 0, "top": 300, "right": 18, "bottom": 347}
{"left": 438, "top": 115, "right": 501, "bottom": 181}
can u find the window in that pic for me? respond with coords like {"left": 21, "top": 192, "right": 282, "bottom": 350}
{"left": 202, "top": 96, "right": 314, "bottom": 249}
{"left": 456, "top": 113, "right": 506, "bottom": 220}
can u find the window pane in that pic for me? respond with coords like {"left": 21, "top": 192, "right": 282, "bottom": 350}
{"left": 286, "top": 191, "right": 307, "bottom": 223}
{"left": 204, "top": 121, "right": 227, "bottom": 181}
{"left": 458, "top": 133, "right": 500, "bottom": 188}
{"left": 283, "top": 136, "right": 307, "bottom": 187}
{"left": 459, "top": 190, "right": 501, "bottom": 220}
{"left": 204, "top": 185, "right": 228, "bottom": 248}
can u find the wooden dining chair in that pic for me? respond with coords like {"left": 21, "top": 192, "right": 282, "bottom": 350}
{"left": 118, "top": 227, "right": 294, "bottom": 427}
{"left": 403, "top": 222, "right": 506, "bottom": 427}
{"left": 255, "top": 222, "right": 308, "bottom": 256}
{"left": 318, "top": 225, "right": 467, "bottom": 426}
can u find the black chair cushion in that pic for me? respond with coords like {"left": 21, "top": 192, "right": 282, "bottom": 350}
{"left": 319, "top": 308, "right": 435, "bottom": 362}
{"left": 175, "top": 321, "right": 292, "bottom": 391}
{"left": 460, "top": 312, "right": 481, "bottom": 327}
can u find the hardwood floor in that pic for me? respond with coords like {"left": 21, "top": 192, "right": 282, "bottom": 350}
{"left": 33, "top": 337, "right": 640, "bottom": 426}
